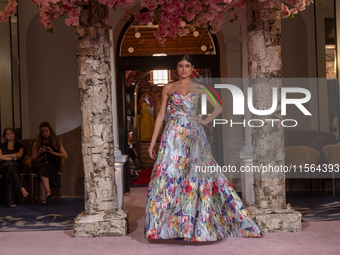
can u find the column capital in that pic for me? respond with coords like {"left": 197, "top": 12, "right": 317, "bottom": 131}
{"left": 114, "top": 150, "right": 128, "bottom": 163}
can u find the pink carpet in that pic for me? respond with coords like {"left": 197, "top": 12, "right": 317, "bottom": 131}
{"left": 1, "top": 187, "right": 339, "bottom": 255}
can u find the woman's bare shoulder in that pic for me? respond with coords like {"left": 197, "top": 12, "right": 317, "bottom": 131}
{"left": 191, "top": 82, "right": 207, "bottom": 94}
{"left": 163, "top": 82, "right": 177, "bottom": 94}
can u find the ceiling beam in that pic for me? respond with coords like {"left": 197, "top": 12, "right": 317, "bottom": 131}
{"left": 176, "top": 37, "right": 182, "bottom": 47}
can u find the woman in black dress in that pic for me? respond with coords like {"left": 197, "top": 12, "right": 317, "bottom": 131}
{"left": 32, "top": 122, "right": 67, "bottom": 205}
{"left": 0, "top": 127, "right": 29, "bottom": 207}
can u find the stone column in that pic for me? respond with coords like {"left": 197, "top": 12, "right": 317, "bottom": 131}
{"left": 245, "top": 0, "right": 301, "bottom": 233}
{"left": 73, "top": 1, "right": 128, "bottom": 237}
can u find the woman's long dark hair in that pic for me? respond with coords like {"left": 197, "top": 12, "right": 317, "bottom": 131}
{"left": 177, "top": 54, "right": 194, "bottom": 66}
{"left": 35, "top": 122, "right": 60, "bottom": 150}
{"left": 2, "top": 127, "right": 15, "bottom": 141}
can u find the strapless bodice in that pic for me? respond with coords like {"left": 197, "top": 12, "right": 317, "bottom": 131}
{"left": 169, "top": 91, "right": 198, "bottom": 118}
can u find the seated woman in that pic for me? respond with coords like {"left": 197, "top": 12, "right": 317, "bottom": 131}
{"left": 32, "top": 122, "right": 67, "bottom": 205}
{"left": 0, "top": 127, "right": 29, "bottom": 207}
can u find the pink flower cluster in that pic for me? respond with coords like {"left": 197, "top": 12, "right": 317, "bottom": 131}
{"left": 0, "top": 0, "right": 313, "bottom": 39}
{"left": 0, "top": 0, "right": 17, "bottom": 22}
{"left": 281, "top": 0, "right": 314, "bottom": 19}
{"left": 32, "top": 0, "right": 86, "bottom": 31}
{"left": 0, "top": 0, "right": 135, "bottom": 32}
{"left": 136, "top": 0, "right": 244, "bottom": 43}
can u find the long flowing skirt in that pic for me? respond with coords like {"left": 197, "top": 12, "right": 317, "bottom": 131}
{"left": 144, "top": 116, "right": 262, "bottom": 242}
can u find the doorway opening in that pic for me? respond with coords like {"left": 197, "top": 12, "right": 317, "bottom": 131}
{"left": 116, "top": 19, "right": 223, "bottom": 193}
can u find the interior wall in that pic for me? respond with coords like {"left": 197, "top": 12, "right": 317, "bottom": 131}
{"left": 315, "top": 2, "right": 335, "bottom": 134}
{"left": 220, "top": 17, "right": 243, "bottom": 191}
{"left": 281, "top": 6, "right": 319, "bottom": 132}
{"left": 0, "top": 3, "right": 13, "bottom": 134}
{"left": 18, "top": 0, "right": 39, "bottom": 138}
{"left": 25, "top": 14, "right": 80, "bottom": 138}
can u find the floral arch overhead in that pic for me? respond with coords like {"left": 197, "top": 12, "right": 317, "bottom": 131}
{"left": 1, "top": 0, "right": 313, "bottom": 42}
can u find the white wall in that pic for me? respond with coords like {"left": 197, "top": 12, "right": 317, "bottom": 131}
{"left": 19, "top": 0, "right": 81, "bottom": 138}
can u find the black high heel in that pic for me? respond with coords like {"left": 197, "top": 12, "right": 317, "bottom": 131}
{"left": 46, "top": 191, "right": 52, "bottom": 201}
{"left": 42, "top": 200, "right": 47, "bottom": 206}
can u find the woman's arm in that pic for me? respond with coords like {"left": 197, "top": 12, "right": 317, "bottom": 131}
{"left": 32, "top": 141, "right": 45, "bottom": 161}
{"left": 5, "top": 147, "right": 24, "bottom": 160}
{"left": 193, "top": 86, "right": 223, "bottom": 125}
{"left": 150, "top": 85, "right": 171, "bottom": 144}
{"left": 0, "top": 148, "right": 12, "bottom": 161}
{"left": 47, "top": 141, "right": 67, "bottom": 159}
{"left": 148, "top": 85, "right": 171, "bottom": 159}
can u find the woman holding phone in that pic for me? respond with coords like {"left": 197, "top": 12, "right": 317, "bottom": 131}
{"left": 32, "top": 122, "right": 67, "bottom": 205}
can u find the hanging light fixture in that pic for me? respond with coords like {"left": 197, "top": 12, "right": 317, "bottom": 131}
{"left": 152, "top": 70, "right": 169, "bottom": 86}
{"left": 151, "top": 54, "right": 170, "bottom": 86}
{"left": 128, "top": 47, "right": 134, "bottom": 53}
{"left": 152, "top": 53, "right": 167, "bottom": 56}
{"left": 135, "top": 32, "right": 141, "bottom": 38}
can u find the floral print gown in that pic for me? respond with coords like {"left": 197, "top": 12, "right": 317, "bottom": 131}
{"left": 144, "top": 91, "right": 262, "bottom": 242}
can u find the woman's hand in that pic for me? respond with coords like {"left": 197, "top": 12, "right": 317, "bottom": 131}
{"left": 192, "top": 116, "right": 208, "bottom": 125}
{"left": 46, "top": 147, "right": 55, "bottom": 155}
{"left": 148, "top": 143, "right": 157, "bottom": 160}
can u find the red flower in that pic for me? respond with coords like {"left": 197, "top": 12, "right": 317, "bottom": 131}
{"left": 182, "top": 216, "right": 188, "bottom": 223}
{"left": 212, "top": 186, "right": 219, "bottom": 193}
{"left": 150, "top": 229, "right": 156, "bottom": 236}
{"left": 203, "top": 188, "right": 210, "bottom": 196}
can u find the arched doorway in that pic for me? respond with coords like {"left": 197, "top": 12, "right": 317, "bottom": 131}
{"left": 116, "top": 19, "right": 223, "bottom": 193}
